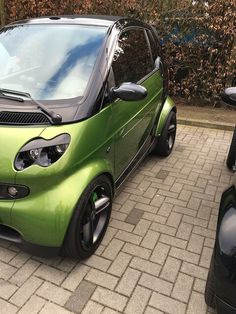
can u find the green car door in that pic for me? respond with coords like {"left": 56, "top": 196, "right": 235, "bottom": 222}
{"left": 110, "top": 27, "right": 163, "bottom": 177}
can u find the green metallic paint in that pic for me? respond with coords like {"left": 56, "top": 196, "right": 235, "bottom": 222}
{"left": 112, "top": 70, "right": 163, "bottom": 176}
{"left": 155, "top": 96, "right": 176, "bottom": 137}
{"left": 0, "top": 70, "right": 174, "bottom": 249}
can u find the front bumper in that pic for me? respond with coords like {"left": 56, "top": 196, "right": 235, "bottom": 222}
{"left": 0, "top": 224, "right": 60, "bottom": 257}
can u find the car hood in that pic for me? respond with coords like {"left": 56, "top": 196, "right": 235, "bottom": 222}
{"left": 0, "top": 125, "right": 46, "bottom": 182}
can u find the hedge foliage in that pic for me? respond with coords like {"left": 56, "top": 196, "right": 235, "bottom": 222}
{"left": 2, "top": 0, "right": 236, "bottom": 103}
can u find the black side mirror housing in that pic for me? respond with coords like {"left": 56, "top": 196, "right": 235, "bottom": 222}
{"left": 222, "top": 87, "right": 236, "bottom": 107}
{"left": 111, "top": 82, "right": 148, "bottom": 102}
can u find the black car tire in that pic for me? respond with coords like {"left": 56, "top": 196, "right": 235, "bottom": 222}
{"left": 153, "top": 111, "right": 177, "bottom": 157}
{"left": 205, "top": 254, "right": 216, "bottom": 309}
{"left": 61, "top": 175, "right": 113, "bottom": 259}
{"left": 227, "top": 126, "right": 236, "bottom": 171}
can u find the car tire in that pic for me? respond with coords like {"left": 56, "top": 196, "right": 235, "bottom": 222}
{"left": 227, "top": 126, "right": 236, "bottom": 171}
{"left": 61, "top": 175, "right": 113, "bottom": 259}
{"left": 153, "top": 111, "right": 177, "bottom": 157}
{"left": 205, "top": 254, "right": 216, "bottom": 309}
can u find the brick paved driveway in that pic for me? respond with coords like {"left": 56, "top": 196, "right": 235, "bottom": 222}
{"left": 0, "top": 125, "right": 234, "bottom": 314}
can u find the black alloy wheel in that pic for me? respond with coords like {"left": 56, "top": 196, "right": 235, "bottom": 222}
{"left": 62, "top": 175, "right": 113, "bottom": 259}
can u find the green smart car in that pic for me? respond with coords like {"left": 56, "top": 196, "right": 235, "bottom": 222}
{"left": 0, "top": 15, "right": 176, "bottom": 259}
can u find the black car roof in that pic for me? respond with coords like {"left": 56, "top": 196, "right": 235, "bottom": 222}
{"left": 10, "top": 15, "right": 125, "bottom": 27}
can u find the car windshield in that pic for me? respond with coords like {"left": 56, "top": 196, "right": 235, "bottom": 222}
{"left": 0, "top": 24, "right": 107, "bottom": 100}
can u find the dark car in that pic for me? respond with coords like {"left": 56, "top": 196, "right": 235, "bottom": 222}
{"left": 223, "top": 88, "right": 236, "bottom": 171}
{"left": 205, "top": 87, "right": 236, "bottom": 313}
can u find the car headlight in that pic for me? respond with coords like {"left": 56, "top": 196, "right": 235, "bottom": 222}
{"left": 15, "top": 134, "right": 70, "bottom": 171}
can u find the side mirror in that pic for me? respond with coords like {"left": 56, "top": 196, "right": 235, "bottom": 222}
{"left": 111, "top": 82, "right": 148, "bottom": 101}
{"left": 222, "top": 87, "right": 236, "bottom": 107}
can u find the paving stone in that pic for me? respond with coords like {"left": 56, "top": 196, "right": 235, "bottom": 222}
{"left": 65, "top": 280, "right": 96, "bottom": 313}
{"left": 150, "top": 222, "right": 176, "bottom": 236}
{"left": 40, "top": 302, "right": 73, "bottom": 314}
{"left": 130, "top": 257, "right": 161, "bottom": 276}
{"left": 10, "top": 276, "right": 43, "bottom": 307}
{"left": 156, "top": 170, "right": 170, "bottom": 180}
{"left": 125, "top": 285, "right": 151, "bottom": 314}
{"left": 181, "top": 262, "right": 208, "bottom": 280}
{"left": 0, "top": 261, "right": 17, "bottom": 280}
{"left": 125, "top": 208, "right": 144, "bottom": 225}
{"left": 122, "top": 243, "right": 151, "bottom": 260}
{"left": 111, "top": 210, "right": 127, "bottom": 221}
{"left": 172, "top": 273, "right": 194, "bottom": 302}
{"left": 193, "top": 278, "right": 206, "bottom": 294}
{"left": 143, "top": 187, "right": 158, "bottom": 199}
{"left": 37, "top": 281, "right": 71, "bottom": 306}
{"left": 169, "top": 247, "right": 200, "bottom": 264}
{"left": 188, "top": 197, "right": 201, "bottom": 211}
{"left": 0, "top": 279, "right": 18, "bottom": 299}
{"left": 178, "top": 189, "right": 192, "bottom": 202}
{"left": 199, "top": 246, "right": 213, "bottom": 268}
{"left": 102, "top": 308, "right": 120, "bottom": 314}
{"left": 0, "top": 298, "right": 18, "bottom": 314}
{"left": 81, "top": 300, "right": 104, "bottom": 314}
{"left": 133, "top": 219, "right": 151, "bottom": 236}
{"left": 84, "top": 255, "right": 111, "bottom": 272}
{"left": 35, "top": 264, "right": 66, "bottom": 285}
{"left": 62, "top": 264, "right": 90, "bottom": 291}
{"left": 116, "top": 267, "right": 141, "bottom": 296}
{"left": 108, "top": 252, "right": 132, "bottom": 277}
{"left": 183, "top": 215, "right": 208, "bottom": 228}
{"left": 157, "top": 203, "right": 174, "bottom": 217}
{"left": 102, "top": 227, "right": 118, "bottom": 246}
{"left": 193, "top": 226, "right": 216, "bottom": 239}
{"left": 139, "top": 273, "right": 173, "bottom": 295}
{"left": 10, "top": 259, "right": 40, "bottom": 286}
{"left": 145, "top": 306, "right": 164, "bottom": 314}
{"left": 86, "top": 269, "right": 118, "bottom": 290}
{"left": 110, "top": 219, "right": 134, "bottom": 232}
{"left": 150, "top": 195, "right": 165, "bottom": 207}
{"left": 0, "top": 247, "right": 17, "bottom": 263}
{"left": 92, "top": 287, "right": 128, "bottom": 312}
{"left": 173, "top": 205, "right": 197, "bottom": 217}
{"left": 115, "top": 230, "right": 142, "bottom": 245}
{"left": 187, "top": 234, "right": 205, "bottom": 254}
{"left": 159, "top": 234, "right": 187, "bottom": 249}
{"left": 149, "top": 292, "right": 186, "bottom": 314}
{"left": 176, "top": 222, "right": 193, "bottom": 240}
{"left": 18, "top": 295, "right": 46, "bottom": 314}
{"left": 102, "top": 239, "right": 124, "bottom": 260}
{"left": 9, "top": 252, "right": 31, "bottom": 268}
{"left": 187, "top": 291, "right": 207, "bottom": 314}
{"left": 166, "top": 212, "right": 182, "bottom": 228}
{"left": 160, "top": 257, "right": 181, "bottom": 283}
{"left": 141, "top": 230, "right": 160, "bottom": 250}
{"left": 150, "top": 242, "right": 170, "bottom": 265}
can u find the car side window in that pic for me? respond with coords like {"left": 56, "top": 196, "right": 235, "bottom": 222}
{"left": 147, "top": 30, "right": 158, "bottom": 64}
{"left": 112, "top": 28, "right": 153, "bottom": 87}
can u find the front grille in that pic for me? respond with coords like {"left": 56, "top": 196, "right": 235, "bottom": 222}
{"left": 0, "top": 111, "right": 50, "bottom": 125}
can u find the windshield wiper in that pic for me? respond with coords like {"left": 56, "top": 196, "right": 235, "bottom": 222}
{"left": 0, "top": 88, "right": 62, "bottom": 124}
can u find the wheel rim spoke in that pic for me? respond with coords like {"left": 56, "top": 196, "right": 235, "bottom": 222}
{"left": 81, "top": 187, "right": 111, "bottom": 251}
{"left": 83, "top": 217, "right": 94, "bottom": 247}
{"left": 168, "top": 124, "right": 176, "bottom": 134}
{"left": 94, "top": 196, "right": 110, "bottom": 216}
